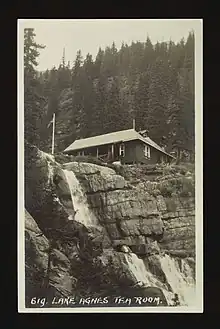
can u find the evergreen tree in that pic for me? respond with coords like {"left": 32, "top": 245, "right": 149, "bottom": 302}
{"left": 71, "top": 50, "right": 85, "bottom": 138}
{"left": 57, "top": 64, "right": 72, "bottom": 91}
{"left": 118, "top": 42, "right": 130, "bottom": 75}
{"left": 91, "top": 76, "right": 107, "bottom": 136}
{"left": 94, "top": 47, "right": 104, "bottom": 78}
{"left": 133, "top": 71, "right": 150, "bottom": 131}
{"left": 83, "top": 53, "right": 94, "bottom": 79}
{"left": 146, "top": 59, "right": 169, "bottom": 145}
{"left": 104, "top": 77, "right": 123, "bottom": 133}
{"left": 80, "top": 55, "right": 96, "bottom": 137}
{"left": 72, "top": 50, "right": 83, "bottom": 83}
{"left": 130, "top": 41, "right": 145, "bottom": 73}
{"left": 24, "top": 28, "right": 45, "bottom": 76}
{"left": 56, "top": 88, "right": 76, "bottom": 151}
{"left": 24, "top": 28, "right": 45, "bottom": 147}
{"left": 35, "top": 31, "right": 195, "bottom": 162}
{"left": 101, "top": 44, "right": 118, "bottom": 77}
{"left": 142, "top": 36, "right": 154, "bottom": 70}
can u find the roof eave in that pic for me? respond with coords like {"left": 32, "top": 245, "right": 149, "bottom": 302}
{"left": 64, "top": 140, "right": 175, "bottom": 159}
{"left": 138, "top": 136, "right": 174, "bottom": 158}
{"left": 63, "top": 136, "right": 138, "bottom": 153}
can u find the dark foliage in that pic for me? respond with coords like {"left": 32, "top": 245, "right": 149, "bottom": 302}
{"left": 24, "top": 29, "right": 195, "bottom": 162}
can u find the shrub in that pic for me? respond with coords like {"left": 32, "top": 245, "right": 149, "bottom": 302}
{"left": 55, "top": 153, "right": 106, "bottom": 166}
{"left": 74, "top": 155, "right": 104, "bottom": 165}
{"left": 159, "top": 182, "right": 175, "bottom": 197}
{"left": 179, "top": 177, "right": 195, "bottom": 197}
{"left": 152, "top": 189, "right": 161, "bottom": 197}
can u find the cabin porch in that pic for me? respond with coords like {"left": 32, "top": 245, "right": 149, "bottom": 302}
{"left": 76, "top": 142, "right": 124, "bottom": 163}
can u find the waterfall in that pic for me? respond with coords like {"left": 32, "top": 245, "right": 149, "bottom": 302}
{"left": 124, "top": 253, "right": 195, "bottom": 306}
{"left": 124, "top": 253, "right": 161, "bottom": 287}
{"left": 124, "top": 253, "right": 175, "bottom": 305}
{"left": 39, "top": 151, "right": 55, "bottom": 184}
{"left": 63, "top": 169, "right": 99, "bottom": 227}
{"left": 62, "top": 167, "right": 195, "bottom": 307}
{"left": 159, "top": 254, "right": 196, "bottom": 306}
{"left": 39, "top": 150, "right": 55, "bottom": 162}
{"left": 47, "top": 161, "right": 54, "bottom": 185}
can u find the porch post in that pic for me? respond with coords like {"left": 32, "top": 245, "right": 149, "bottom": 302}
{"left": 111, "top": 144, "right": 114, "bottom": 160}
{"left": 96, "top": 147, "right": 99, "bottom": 158}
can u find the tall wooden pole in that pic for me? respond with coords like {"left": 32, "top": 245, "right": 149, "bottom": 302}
{"left": 52, "top": 112, "right": 55, "bottom": 155}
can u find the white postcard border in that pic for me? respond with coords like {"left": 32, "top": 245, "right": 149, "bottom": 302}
{"left": 17, "top": 18, "right": 203, "bottom": 313}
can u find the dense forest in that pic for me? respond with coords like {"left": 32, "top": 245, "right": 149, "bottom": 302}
{"left": 24, "top": 28, "right": 195, "bottom": 161}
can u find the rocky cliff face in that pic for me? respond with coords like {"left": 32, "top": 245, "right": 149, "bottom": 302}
{"left": 24, "top": 141, "right": 195, "bottom": 307}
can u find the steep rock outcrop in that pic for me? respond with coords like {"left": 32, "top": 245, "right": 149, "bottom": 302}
{"left": 25, "top": 210, "right": 77, "bottom": 306}
{"left": 62, "top": 161, "right": 195, "bottom": 258}
{"left": 24, "top": 143, "right": 195, "bottom": 307}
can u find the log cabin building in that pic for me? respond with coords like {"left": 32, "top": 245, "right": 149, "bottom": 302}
{"left": 63, "top": 128, "right": 175, "bottom": 164}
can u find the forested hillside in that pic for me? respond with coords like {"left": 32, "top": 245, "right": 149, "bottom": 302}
{"left": 24, "top": 28, "right": 195, "bottom": 161}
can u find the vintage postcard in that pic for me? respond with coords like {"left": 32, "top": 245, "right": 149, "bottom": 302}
{"left": 18, "top": 18, "right": 203, "bottom": 313}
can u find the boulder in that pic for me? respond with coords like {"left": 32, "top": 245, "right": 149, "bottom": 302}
{"left": 119, "top": 216, "right": 164, "bottom": 238}
{"left": 25, "top": 141, "right": 70, "bottom": 231}
{"left": 131, "top": 241, "right": 160, "bottom": 256}
{"left": 25, "top": 210, "right": 49, "bottom": 277}
{"left": 63, "top": 162, "right": 116, "bottom": 176}
{"left": 48, "top": 249, "right": 75, "bottom": 297}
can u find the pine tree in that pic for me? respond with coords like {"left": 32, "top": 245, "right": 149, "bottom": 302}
{"left": 24, "top": 28, "right": 45, "bottom": 147}
{"left": 83, "top": 53, "right": 94, "bottom": 79}
{"left": 36, "top": 32, "right": 195, "bottom": 162}
{"left": 133, "top": 71, "right": 150, "bottom": 131}
{"left": 80, "top": 55, "right": 96, "bottom": 137}
{"left": 101, "top": 44, "right": 118, "bottom": 77}
{"left": 146, "top": 59, "right": 169, "bottom": 146}
{"left": 57, "top": 63, "right": 72, "bottom": 91}
{"left": 91, "top": 76, "right": 107, "bottom": 136}
{"left": 72, "top": 50, "right": 83, "bottom": 83}
{"left": 56, "top": 88, "right": 76, "bottom": 151}
{"left": 24, "top": 28, "right": 45, "bottom": 77}
{"left": 71, "top": 50, "right": 85, "bottom": 138}
{"left": 94, "top": 48, "right": 104, "bottom": 78}
{"left": 130, "top": 41, "right": 145, "bottom": 73}
{"left": 104, "top": 77, "right": 123, "bottom": 133}
{"left": 142, "top": 36, "right": 154, "bottom": 70}
{"left": 118, "top": 42, "right": 130, "bottom": 75}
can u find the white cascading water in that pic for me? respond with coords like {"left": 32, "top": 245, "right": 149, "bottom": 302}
{"left": 125, "top": 253, "right": 160, "bottom": 287}
{"left": 39, "top": 151, "right": 55, "bottom": 184}
{"left": 124, "top": 253, "right": 175, "bottom": 305}
{"left": 159, "top": 254, "right": 196, "bottom": 306}
{"left": 62, "top": 166, "right": 196, "bottom": 307}
{"left": 63, "top": 169, "right": 99, "bottom": 227}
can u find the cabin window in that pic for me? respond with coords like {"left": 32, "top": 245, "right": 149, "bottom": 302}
{"left": 119, "top": 143, "right": 125, "bottom": 157}
{"left": 77, "top": 150, "right": 84, "bottom": 156}
{"left": 144, "top": 145, "right": 151, "bottom": 159}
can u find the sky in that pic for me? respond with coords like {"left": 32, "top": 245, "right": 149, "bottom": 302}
{"left": 19, "top": 19, "right": 202, "bottom": 72}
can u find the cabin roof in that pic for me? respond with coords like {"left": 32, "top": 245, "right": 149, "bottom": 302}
{"left": 63, "top": 128, "right": 175, "bottom": 158}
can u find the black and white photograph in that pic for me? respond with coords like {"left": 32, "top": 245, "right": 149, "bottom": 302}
{"left": 18, "top": 18, "right": 203, "bottom": 313}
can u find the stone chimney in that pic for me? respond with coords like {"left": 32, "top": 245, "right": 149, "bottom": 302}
{"left": 138, "top": 129, "right": 149, "bottom": 138}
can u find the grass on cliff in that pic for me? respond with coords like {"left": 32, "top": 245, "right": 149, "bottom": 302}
{"left": 158, "top": 176, "right": 195, "bottom": 198}
{"left": 55, "top": 153, "right": 195, "bottom": 198}
{"left": 55, "top": 153, "right": 106, "bottom": 166}
{"left": 157, "top": 163, "right": 195, "bottom": 198}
